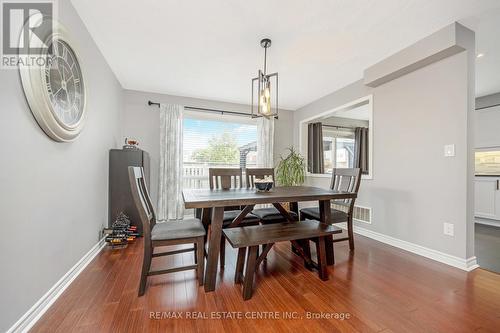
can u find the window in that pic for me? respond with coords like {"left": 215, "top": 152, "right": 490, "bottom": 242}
{"left": 323, "top": 128, "right": 355, "bottom": 174}
{"left": 182, "top": 115, "right": 257, "bottom": 189}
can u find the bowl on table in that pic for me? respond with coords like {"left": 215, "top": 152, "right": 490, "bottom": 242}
{"left": 254, "top": 178, "right": 274, "bottom": 192}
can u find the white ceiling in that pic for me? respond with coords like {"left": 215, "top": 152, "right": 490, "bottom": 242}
{"left": 462, "top": 8, "right": 500, "bottom": 97}
{"left": 71, "top": 0, "right": 500, "bottom": 109}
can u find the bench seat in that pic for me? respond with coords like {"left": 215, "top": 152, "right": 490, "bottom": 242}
{"left": 222, "top": 220, "right": 342, "bottom": 300}
{"left": 223, "top": 220, "right": 342, "bottom": 248}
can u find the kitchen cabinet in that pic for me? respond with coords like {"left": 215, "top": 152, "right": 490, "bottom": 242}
{"left": 475, "top": 176, "right": 500, "bottom": 220}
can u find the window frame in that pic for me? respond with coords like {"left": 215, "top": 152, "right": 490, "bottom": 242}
{"left": 298, "top": 94, "right": 373, "bottom": 180}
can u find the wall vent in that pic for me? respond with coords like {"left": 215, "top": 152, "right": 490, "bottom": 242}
{"left": 331, "top": 203, "right": 372, "bottom": 224}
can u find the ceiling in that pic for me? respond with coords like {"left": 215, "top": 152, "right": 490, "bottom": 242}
{"left": 462, "top": 8, "right": 500, "bottom": 97}
{"left": 71, "top": 0, "right": 500, "bottom": 109}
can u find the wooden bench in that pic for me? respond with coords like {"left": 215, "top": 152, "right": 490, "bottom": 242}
{"left": 222, "top": 220, "right": 342, "bottom": 300}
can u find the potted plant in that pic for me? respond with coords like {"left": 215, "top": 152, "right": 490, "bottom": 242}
{"left": 275, "top": 147, "right": 305, "bottom": 213}
{"left": 276, "top": 147, "right": 306, "bottom": 186}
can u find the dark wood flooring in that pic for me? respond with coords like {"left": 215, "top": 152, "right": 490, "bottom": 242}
{"left": 30, "top": 231, "right": 500, "bottom": 332}
{"left": 476, "top": 223, "right": 500, "bottom": 273}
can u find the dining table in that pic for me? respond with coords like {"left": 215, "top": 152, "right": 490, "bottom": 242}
{"left": 182, "top": 185, "right": 357, "bottom": 292}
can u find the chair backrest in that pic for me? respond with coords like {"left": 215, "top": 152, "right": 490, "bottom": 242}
{"left": 128, "top": 167, "right": 156, "bottom": 240}
{"left": 246, "top": 168, "right": 275, "bottom": 189}
{"left": 330, "top": 168, "right": 362, "bottom": 214}
{"left": 208, "top": 168, "right": 243, "bottom": 190}
{"left": 208, "top": 168, "right": 242, "bottom": 211}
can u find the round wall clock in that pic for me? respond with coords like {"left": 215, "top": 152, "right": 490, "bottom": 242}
{"left": 19, "top": 18, "right": 86, "bottom": 142}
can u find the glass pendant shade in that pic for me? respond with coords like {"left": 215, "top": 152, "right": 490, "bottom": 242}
{"left": 259, "top": 78, "right": 272, "bottom": 116}
{"left": 252, "top": 70, "right": 278, "bottom": 118}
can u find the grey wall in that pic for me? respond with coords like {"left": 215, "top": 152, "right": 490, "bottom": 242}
{"left": 0, "top": 1, "right": 123, "bottom": 331}
{"left": 122, "top": 90, "right": 294, "bottom": 205}
{"left": 322, "top": 116, "right": 369, "bottom": 128}
{"left": 476, "top": 92, "right": 500, "bottom": 109}
{"left": 294, "top": 28, "right": 475, "bottom": 260}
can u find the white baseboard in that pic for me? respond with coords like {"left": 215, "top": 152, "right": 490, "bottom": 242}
{"left": 336, "top": 223, "right": 479, "bottom": 272}
{"left": 7, "top": 237, "right": 107, "bottom": 333}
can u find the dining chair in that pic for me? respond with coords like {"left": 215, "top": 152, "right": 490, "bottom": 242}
{"left": 300, "top": 168, "right": 361, "bottom": 250}
{"left": 128, "top": 167, "right": 206, "bottom": 296}
{"left": 246, "top": 168, "right": 298, "bottom": 224}
{"left": 208, "top": 168, "right": 261, "bottom": 269}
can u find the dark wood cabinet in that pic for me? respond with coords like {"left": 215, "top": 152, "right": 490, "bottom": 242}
{"left": 109, "top": 148, "right": 150, "bottom": 235}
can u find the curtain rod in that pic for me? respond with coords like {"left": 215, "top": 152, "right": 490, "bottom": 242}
{"left": 322, "top": 124, "right": 356, "bottom": 130}
{"left": 147, "top": 100, "right": 278, "bottom": 119}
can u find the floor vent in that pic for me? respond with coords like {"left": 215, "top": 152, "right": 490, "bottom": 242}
{"left": 331, "top": 203, "right": 372, "bottom": 224}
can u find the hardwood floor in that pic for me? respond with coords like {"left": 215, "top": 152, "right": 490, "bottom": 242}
{"left": 30, "top": 232, "right": 500, "bottom": 333}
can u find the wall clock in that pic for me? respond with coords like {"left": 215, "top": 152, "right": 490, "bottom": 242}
{"left": 19, "top": 18, "right": 86, "bottom": 142}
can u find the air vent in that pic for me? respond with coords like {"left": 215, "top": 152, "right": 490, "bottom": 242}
{"left": 331, "top": 203, "right": 372, "bottom": 224}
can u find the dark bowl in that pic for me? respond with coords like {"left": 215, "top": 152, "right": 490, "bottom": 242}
{"left": 255, "top": 181, "right": 273, "bottom": 192}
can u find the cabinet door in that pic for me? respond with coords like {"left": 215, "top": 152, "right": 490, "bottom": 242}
{"left": 475, "top": 178, "right": 500, "bottom": 220}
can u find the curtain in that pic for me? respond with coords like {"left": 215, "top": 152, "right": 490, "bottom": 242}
{"left": 308, "top": 122, "right": 324, "bottom": 173}
{"left": 257, "top": 116, "right": 275, "bottom": 168}
{"left": 157, "top": 104, "right": 184, "bottom": 221}
{"left": 354, "top": 127, "right": 369, "bottom": 174}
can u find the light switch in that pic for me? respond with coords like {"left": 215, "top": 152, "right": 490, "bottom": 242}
{"left": 444, "top": 144, "right": 455, "bottom": 157}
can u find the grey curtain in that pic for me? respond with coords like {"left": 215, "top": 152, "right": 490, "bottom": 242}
{"left": 354, "top": 127, "right": 369, "bottom": 174}
{"left": 308, "top": 122, "right": 324, "bottom": 174}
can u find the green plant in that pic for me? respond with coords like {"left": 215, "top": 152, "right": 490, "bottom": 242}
{"left": 276, "top": 147, "right": 306, "bottom": 186}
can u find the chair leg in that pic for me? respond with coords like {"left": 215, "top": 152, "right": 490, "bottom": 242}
{"left": 138, "top": 244, "right": 153, "bottom": 296}
{"left": 243, "top": 246, "right": 258, "bottom": 300}
{"left": 219, "top": 236, "right": 226, "bottom": 269}
{"left": 347, "top": 216, "right": 355, "bottom": 251}
{"left": 235, "top": 247, "right": 247, "bottom": 284}
{"left": 194, "top": 243, "right": 197, "bottom": 264}
{"left": 196, "top": 237, "right": 205, "bottom": 286}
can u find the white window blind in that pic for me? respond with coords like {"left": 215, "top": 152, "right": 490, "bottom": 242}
{"left": 182, "top": 114, "right": 258, "bottom": 190}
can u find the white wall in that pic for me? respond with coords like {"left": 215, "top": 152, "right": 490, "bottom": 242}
{"left": 122, "top": 90, "right": 294, "bottom": 205}
{"left": 294, "top": 28, "right": 475, "bottom": 260}
{"left": 0, "top": 1, "right": 123, "bottom": 331}
{"left": 475, "top": 105, "right": 500, "bottom": 148}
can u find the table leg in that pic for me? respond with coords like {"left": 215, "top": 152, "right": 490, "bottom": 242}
{"left": 319, "top": 199, "right": 334, "bottom": 265}
{"left": 204, "top": 206, "right": 224, "bottom": 292}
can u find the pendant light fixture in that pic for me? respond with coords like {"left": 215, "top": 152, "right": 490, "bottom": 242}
{"left": 251, "top": 38, "right": 278, "bottom": 118}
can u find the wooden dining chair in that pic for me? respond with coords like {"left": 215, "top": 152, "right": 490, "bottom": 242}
{"left": 208, "top": 168, "right": 261, "bottom": 269}
{"left": 300, "top": 168, "right": 361, "bottom": 251}
{"left": 128, "top": 167, "right": 206, "bottom": 296}
{"left": 246, "top": 168, "right": 298, "bottom": 224}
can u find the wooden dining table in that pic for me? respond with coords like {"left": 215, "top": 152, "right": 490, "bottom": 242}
{"left": 182, "top": 185, "right": 357, "bottom": 292}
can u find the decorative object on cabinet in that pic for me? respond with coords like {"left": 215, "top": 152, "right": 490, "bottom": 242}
{"left": 109, "top": 148, "right": 150, "bottom": 235}
{"left": 19, "top": 18, "right": 86, "bottom": 142}
{"left": 123, "top": 137, "right": 140, "bottom": 149}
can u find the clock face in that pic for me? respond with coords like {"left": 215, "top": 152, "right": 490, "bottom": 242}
{"left": 45, "top": 39, "right": 85, "bottom": 127}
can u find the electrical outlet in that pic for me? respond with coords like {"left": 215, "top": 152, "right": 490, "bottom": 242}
{"left": 443, "top": 222, "right": 454, "bottom": 236}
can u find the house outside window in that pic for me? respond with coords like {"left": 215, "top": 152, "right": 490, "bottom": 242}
{"left": 183, "top": 115, "right": 258, "bottom": 189}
